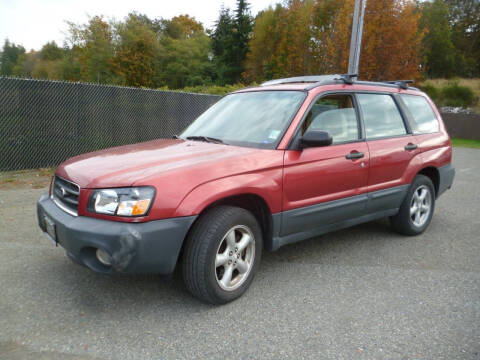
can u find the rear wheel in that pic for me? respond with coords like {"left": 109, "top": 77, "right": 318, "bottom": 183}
{"left": 390, "top": 174, "right": 435, "bottom": 236}
{"left": 182, "top": 205, "right": 262, "bottom": 304}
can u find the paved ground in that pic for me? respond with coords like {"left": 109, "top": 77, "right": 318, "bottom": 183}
{"left": 1, "top": 147, "right": 479, "bottom": 360}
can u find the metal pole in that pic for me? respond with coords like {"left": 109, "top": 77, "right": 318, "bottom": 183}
{"left": 348, "top": 0, "right": 367, "bottom": 77}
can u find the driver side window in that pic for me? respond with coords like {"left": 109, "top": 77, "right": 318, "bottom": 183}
{"left": 302, "top": 94, "right": 359, "bottom": 144}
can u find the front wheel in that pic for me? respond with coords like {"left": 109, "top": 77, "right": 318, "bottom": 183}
{"left": 390, "top": 174, "right": 435, "bottom": 236}
{"left": 182, "top": 206, "right": 263, "bottom": 304}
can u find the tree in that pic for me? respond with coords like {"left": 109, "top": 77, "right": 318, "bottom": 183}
{"left": 211, "top": 0, "right": 253, "bottom": 84}
{"left": 311, "top": 0, "right": 351, "bottom": 74}
{"left": 111, "top": 13, "right": 160, "bottom": 87}
{"left": 420, "top": 0, "right": 456, "bottom": 78}
{"left": 157, "top": 15, "right": 214, "bottom": 88}
{"left": 244, "top": 1, "right": 314, "bottom": 81}
{"left": 359, "top": 0, "right": 422, "bottom": 81}
{"left": 0, "top": 40, "right": 25, "bottom": 76}
{"left": 60, "top": 45, "right": 82, "bottom": 81}
{"left": 162, "top": 15, "right": 204, "bottom": 39}
{"left": 445, "top": 0, "right": 480, "bottom": 76}
{"left": 211, "top": 6, "right": 235, "bottom": 84}
{"left": 245, "top": 0, "right": 422, "bottom": 83}
{"left": 67, "top": 16, "right": 117, "bottom": 83}
{"left": 243, "top": 6, "right": 279, "bottom": 81}
{"left": 40, "top": 41, "right": 63, "bottom": 61}
{"left": 11, "top": 50, "right": 37, "bottom": 77}
{"left": 231, "top": 0, "right": 253, "bottom": 82}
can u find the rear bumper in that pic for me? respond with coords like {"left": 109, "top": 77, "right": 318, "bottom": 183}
{"left": 37, "top": 193, "right": 196, "bottom": 274}
{"left": 437, "top": 163, "right": 455, "bottom": 197}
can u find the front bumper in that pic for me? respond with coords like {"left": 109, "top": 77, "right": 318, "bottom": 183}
{"left": 37, "top": 194, "right": 196, "bottom": 274}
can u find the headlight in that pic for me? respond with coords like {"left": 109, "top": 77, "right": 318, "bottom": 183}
{"left": 88, "top": 187, "right": 155, "bottom": 217}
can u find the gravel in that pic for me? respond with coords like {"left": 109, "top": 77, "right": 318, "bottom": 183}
{"left": 1, "top": 147, "right": 479, "bottom": 360}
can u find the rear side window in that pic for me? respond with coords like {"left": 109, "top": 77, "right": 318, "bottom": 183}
{"left": 357, "top": 94, "right": 407, "bottom": 139}
{"left": 400, "top": 94, "right": 439, "bottom": 134}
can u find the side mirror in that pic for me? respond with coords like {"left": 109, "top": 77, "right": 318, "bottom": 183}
{"left": 301, "top": 130, "right": 333, "bottom": 148}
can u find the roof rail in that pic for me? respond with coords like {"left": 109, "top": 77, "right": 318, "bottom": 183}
{"left": 260, "top": 75, "right": 337, "bottom": 87}
{"left": 383, "top": 80, "right": 414, "bottom": 90}
{"left": 259, "top": 74, "right": 417, "bottom": 91}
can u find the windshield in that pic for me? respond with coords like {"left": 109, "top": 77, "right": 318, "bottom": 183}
{"left": 181, "top": 91, "right": 306, "bottom": 149}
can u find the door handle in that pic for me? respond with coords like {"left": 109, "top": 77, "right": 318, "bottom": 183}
{"left": 404, "top": 143, "right": 418, "bottom": 151}
{"left": 345, "top": 151, "right": 364, "bottom": 160}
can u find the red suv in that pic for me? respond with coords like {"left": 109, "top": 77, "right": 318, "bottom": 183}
{"left": 37, "top": 75, "right": 455, "bottom": 304}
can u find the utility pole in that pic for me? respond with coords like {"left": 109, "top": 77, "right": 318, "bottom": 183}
{"left": 348, "top": 0, "right": 367, "bottom": 78}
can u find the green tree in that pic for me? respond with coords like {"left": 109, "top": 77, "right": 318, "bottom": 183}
{"left": 420, "top": 0, "right": 456, "bottom": 78}
{"left": 0, "top": 40, "right": 25, "bottom": 76}
{"left": 231, "top": 0, "right": 253, "bottom": 82}
{"left": 67, "top": 16, "right": 117, "bottom": 83}
{"left": 11, "top": 50, "right": 37, "bottom": 77}
{"left": 158, "top": 17, "right": 214, "bottom": 88}
{"left": 445, "top": 0, "right": 480, "bottom": 76}
{"left": 211, "top": 0, "right": 253, "bottom": 84}
{"left": 211, "top": 6, "right": 235, "bottom": 84}
{"left": 60, "top": 45, "right": 82, "bottom": 81}
{"left": 40, "top": 41, "right": 63, "bottom": 61}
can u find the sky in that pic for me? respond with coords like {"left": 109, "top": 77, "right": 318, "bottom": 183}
{"left": 0, "top": 0, "right": 277, "bottom": 51}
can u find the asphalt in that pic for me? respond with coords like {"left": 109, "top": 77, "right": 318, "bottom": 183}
{"left": 1, "top": 147, "right": 479, "bottom": 360}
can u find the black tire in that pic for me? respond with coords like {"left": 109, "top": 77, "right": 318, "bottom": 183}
{"left": 390, "top": 174, "right": 435, "bottom": 236}
{"left": 182, "top": 205, "right": 263, "bottom": 304}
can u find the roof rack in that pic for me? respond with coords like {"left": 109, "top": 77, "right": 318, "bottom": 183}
{"left": 260, "top": 73, "right": 359, "bottom": 88}
{"left": 383, "top": 80, "right": 414, "bottom": 90}
{"left": 304, "top": 73, "right": 357, "bottom": 90}
{"left": 336, "top": 73, "right": 357, "bottom": 84}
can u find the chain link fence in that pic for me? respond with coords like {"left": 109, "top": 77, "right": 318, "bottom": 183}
{"left": 0, "top": 77, "right": 220, "bottom": 171}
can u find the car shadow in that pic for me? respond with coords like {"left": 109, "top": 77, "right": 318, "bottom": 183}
{"left": 34, "top": 217, "right": 402, "bottom": 314}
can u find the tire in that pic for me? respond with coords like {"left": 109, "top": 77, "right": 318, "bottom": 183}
{"left": 182, "top": 205, "right": 263, "bottom": 304}
{"left": 390, "top": 174, "right": 435, "bottom": 236}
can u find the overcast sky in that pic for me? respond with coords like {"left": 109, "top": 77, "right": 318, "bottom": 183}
{"left": 0, "top": 0, "right": 277, "bottom": 51}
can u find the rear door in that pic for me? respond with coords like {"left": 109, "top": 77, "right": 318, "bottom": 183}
{"left": 281, "top": 93, "right": 369, "bottom": 237}
{"left": 356, "top": 93, "right": 418, "bottom": 213}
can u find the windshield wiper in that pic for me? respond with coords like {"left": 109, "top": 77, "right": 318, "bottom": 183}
{"left": 185, "top": 136, "right": 225, "bottom": 144}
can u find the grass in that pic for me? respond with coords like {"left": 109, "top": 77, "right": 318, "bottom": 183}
{"left": 421, "top": 78, "right": 480, "bottom": 94}
{"left": 451, "top": 138, "right": 480, "bottom": 149}
{"left": 0, "top": 168, "right": 55, "bottom": 189}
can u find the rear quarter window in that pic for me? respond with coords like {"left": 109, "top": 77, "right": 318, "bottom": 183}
{"left": 400, "top": 94, "right": 439, "bottom": 134}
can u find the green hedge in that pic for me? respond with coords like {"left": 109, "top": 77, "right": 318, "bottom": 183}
{"left": 419, "top": 81, "right": 477, "bottom": 108}
{"left": 158, "top": 83, "right": 255, "bottom": 95}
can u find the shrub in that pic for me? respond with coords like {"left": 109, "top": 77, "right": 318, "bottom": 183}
{"left": 158, "top": 83, "right": 257, "bottom": 96}
{"left": 419, "top": 80, "right": 478, "bottom": 109}
{"left": 419, "top": 83, "right": 441, "bottom": 104}
{"left": 440, "top": 82, "right": 476, "bottom": 108}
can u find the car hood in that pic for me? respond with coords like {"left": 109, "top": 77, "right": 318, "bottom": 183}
{"left": 56, "top": 139, "right": 279, "bottom": 189}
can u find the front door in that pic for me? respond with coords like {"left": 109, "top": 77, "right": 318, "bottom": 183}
{"left": 281, "top": 93, "right": 369, "bottom": 237}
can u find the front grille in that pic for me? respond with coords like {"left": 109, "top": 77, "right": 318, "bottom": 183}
{"left": 51, "top": 176, "right": 80, "bottom": 216}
